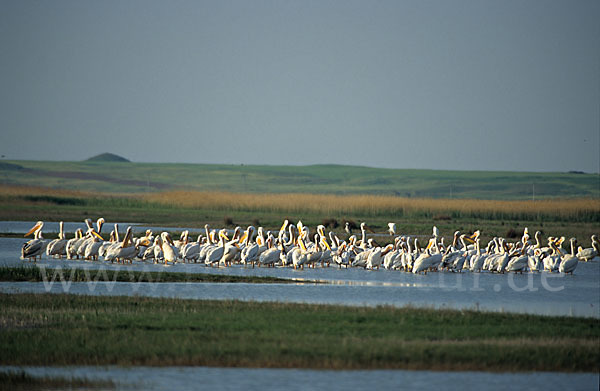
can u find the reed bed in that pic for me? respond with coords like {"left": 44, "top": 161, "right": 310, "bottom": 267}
{"left": 144, "top": 191, "right": 600, "bottom": 222}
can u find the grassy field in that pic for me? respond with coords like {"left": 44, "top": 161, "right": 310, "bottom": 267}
{"left": 0, "top": 293, "right": 598, "bottom": 371}
{"left": 1, "top": 159, "right": 598, "bottom": 199}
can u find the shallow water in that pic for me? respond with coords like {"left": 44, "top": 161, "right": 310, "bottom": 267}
{"left": 2, "top": 234, "right": 599, "bottom": 317}
{"left": 1, "top": 366, "right": 598, "bottom": 391}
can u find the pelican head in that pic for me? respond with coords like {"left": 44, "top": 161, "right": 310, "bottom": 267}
{"left": 25, "top": 221, "right": 44, "bottom": 237}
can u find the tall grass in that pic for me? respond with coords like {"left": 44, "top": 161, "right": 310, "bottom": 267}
{"left": 145, "top": 191, "right": 600, "bottom": 222}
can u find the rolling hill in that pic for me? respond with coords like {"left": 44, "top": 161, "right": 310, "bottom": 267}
{"left": 0, "top": 159, "right": 597, "bottom": 200}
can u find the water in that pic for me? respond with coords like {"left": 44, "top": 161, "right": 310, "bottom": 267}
{"left": 2, "top": 220, "right": 599, "bottom": 389}
{"left": 2, "top": 234, "right": 599, "bottom": 318}
{"left": 1, "top": 366, "right": 597, "bottom": 391}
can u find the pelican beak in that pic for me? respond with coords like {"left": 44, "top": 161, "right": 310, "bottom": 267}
{"left": 238, "top": 232, "right": 248, "bottom": 244}
{"left": 280, "top": 220, "right": 289, "bottom": 233}
{"left": 25, "top": 221, "right": 43, "bottom": 237}
{"left": 299, "top": 238, "right": 307, "bottom": 252}
{"left": 464, "top": 236, "right": 475, "bottom": 244}
{"left": 139, "top": 238, "right": 151, "bottom": 247}
{"left": 91, "top": 230, "right": 104, "bottom": 240}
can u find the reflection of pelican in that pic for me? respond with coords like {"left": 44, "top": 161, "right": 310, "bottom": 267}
{"left": 21, "top": 221, "right": 46, "bottom": 261}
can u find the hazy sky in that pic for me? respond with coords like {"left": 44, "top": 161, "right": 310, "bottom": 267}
{"left": 1, "top": 0, "right": 599, "bottom": 172}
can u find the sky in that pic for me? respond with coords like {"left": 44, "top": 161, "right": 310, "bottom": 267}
{"left": 1, "top": 0, "right": 599, "bottom": 173}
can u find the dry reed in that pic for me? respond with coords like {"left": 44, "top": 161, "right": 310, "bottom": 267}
{"left": 143, "top": 191, "right": 600, "bottom": 221}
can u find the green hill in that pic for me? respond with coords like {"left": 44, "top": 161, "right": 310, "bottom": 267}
{"left": 85, "top": 153, "right": 130, "bottom": 163}
{"left": 0, "top": 160, "right": 598, "bottom": 200}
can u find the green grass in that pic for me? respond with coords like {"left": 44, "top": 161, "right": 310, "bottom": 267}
{"left": 0, "top": 294, "right": 598, "bottom": 371}
{"left": 0, "top": 265, "right": 300, "bottom": 284}
{"left": 0, "top": 370, "right": 115, "bottom": 390}
{"left": 1, "top": 159, "right": 598, "bottom": 199}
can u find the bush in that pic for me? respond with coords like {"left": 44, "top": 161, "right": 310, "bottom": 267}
{"left": 321, "top": 218, "right": 339, "bottom": 229}
{"left": 223, "top": 216, "right": 234, "bottom": 226}
{"left": 505, "top": 228, "right": 519, "bottom": 239}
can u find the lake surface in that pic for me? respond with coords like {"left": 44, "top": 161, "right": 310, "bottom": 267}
{"left": 2, "top": 233, "right": 599, "bottom": 318}
{"left": 3, "top": 221, "right": 599, "bottom": 389}
{"left": 1, "top": 366, "right": 598, "bottom": 391}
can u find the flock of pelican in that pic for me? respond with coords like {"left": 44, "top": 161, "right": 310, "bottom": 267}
{"left": 21, "top": 219, "right": 599, "bottom": 275}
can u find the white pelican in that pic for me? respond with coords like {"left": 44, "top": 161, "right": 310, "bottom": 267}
{"left": 46, "top": 221, "right": 67, "bottom": 258}
{"left": 21, "top": 221, "right": 46, "bottom": 261}
{"left": 77, "top": 218, "right": 100, "bottom": 258}
{"left": 577, "top": 235, "right": 598, "bottom": 261}
{"left": 469, "top": 239, "right": 487, "bottom": 272}
{"left": 205, "top": 230, "right": 228, "bottom": 267}
{"left": 160, "top": 232, "right": 178, "bottom": 265}
{"left": 506, "top": 249, "right": 528, "bottom": 273}
{"left": 559, "top": 238, "right": 579, "bottom": 274}
{"left": 83, "top": 229, "right": 105, "bottom": 261}
{"left": 388, "top": 223, "right": 396, "bottom": 236}
{"left": 527, "top": 249, "right": 542, "bottom": 272}
{"left": 99, "top": 231, "right": 116, "bottom": 258}
{"left": 258, "top": 236, "right": 280, "bottom": 267}
{"left": 104, "top": 227, "right": 137, "bottom": 263}
{"left": 543, "top": 240, "right": 561, "bottom": 272}
{"left": 220, "top": 228, "right": 243, "bottom": 267}
{"left": 344, "top": 222, "right": 353, "bottom": 236}
{"left": 240, "top": 226, "right": 260, "bottom": 267}
{"left": 181, "top": 235, "right": 203, "bottom": 263}
{"left": 412, "top": 239, "right": 443, "bottom": 274}
{"left": 367, "top": 244, "right": 394, "bottom": 270}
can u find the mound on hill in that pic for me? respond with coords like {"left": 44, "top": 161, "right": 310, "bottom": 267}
{"left": 85, "top": 153, "right": 130, "bottom": 163}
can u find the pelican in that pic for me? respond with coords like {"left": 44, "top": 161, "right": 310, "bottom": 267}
{"left": 240, "top": 226, "right": 260, "bottom": 267}
{"left": 559, "top": 238, "right": 579, "bottom": 274}
{"left": 77, "top": 218, "right": 100, "bottom": 258}
{"left": 181, "top": 235, "right": 203, "bottom": 263}
{"left": 205, "top": 230, "right": 228, "bottom": 267}
{"left": 367, "top": 244, "right": 394, "bottom": 270}
{"left": 21, "top": 221, "right": 46, "bottom": 261}
{"left": 577, "top": 235, "right": 598, "bottom": 261}
{"left": 46, "top": 221, "right": 67, "bottom": 258}
{"left": 469, "top": 239, "right": 487, "bottom": 272}
{"left": 543, "top": 240, "right": 562, "bottom": 272}
{"left": 258, "top": 235, "right": 280, "bottom": 267}
{"left": 83, "top": 218, "right": 106, "bottom": 260}
{"left": 66, "top": 228, "right": 84, "bottom": 259}
{"left": 105, "top": 227, "right": 137, "bottom": 263}
{"left": 160, "top": 232, "right": 178, "bottom": 265}
{"left": 220, "top": 228, "right": 243, "bottom": 267}
{"left": 506, "top": 248, "right": 528, "bottom": 273}
{"left": 344, "top": 222, "right": 353, "bottom": 236}
{"left": 387, "top": 223, "right": 396, "bottom": 236}
{"left": 83, "top": 229, "right": 105, "bottom": 261}
{"left": 412, "top": 239, "right": 443, "bottom": 274}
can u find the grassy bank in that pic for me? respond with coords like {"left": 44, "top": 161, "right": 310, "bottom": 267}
{"left": 0, "top": 294, "right": 598, "bottom": 371}
{"left": 0, "top": 265, "right": 297, "bottom": 284}
{"left": 0, "top": 371, "right": 115, "bottom": 391}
